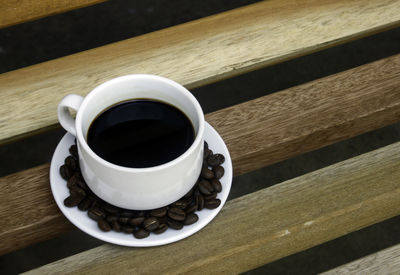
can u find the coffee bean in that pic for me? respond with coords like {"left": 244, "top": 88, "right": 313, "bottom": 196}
{"left": 157, "top": 215, "right": 168, "bottom": 225}
{"left": 89, "top": 203, "right": 99, "bottom": 213}
{"left": 207, "top": 153, "right": 225, "bottom": 166}
{"left": 66, "top": 174, "right": 79, "bottom": 189}
{"left": 134, "top": 229, "right": 150, "bottom": 239}
{"left": 211, "top": 178, "right": 222, "bottom": 193}
{"left": 182, "top": 187, "right": 195, "bottom": 199}
{"left": 98, "top": 218, "right": 111, "bottom": 232}
{"left": 102, "top": 204, "right": 120, "bottom": 215}
{"left": 88, "top": 207, "right": 106, "bottom": 221}
{"left": 204, "top": 192, "right": 217, "bottom": 201}
{"left": 69, "top": 185, "right": 86, "bottom": 197}
{"left": 198, "top": 180, "right": 213, "bottom": 195}
{"left": 65, "top": 156, "right": 79, "bottom": 171}
{"left": 76, "top": 178, "right": 89, "bottom": 190}
{"left": 143, "top": 217, "right": 160, "bottom": 231}
{"left": 78, "top": 198, "right": 92, "bottom": 211}
{"left": 154, "top": 223, "right": 168, "bottom": 234}
{"left": 203, "top": 141, "right": 209, "bottom": 156}
{"left": 111, "top": 220, "right": 121, "bottom": 232}
{"left": 129, "top": 216, "right": 145, "bottom": 226}
{"left": 106, "top": 215, "right": 118, "bottom": 223}
{"left": 69, "top": 144, "right": 78, "bottom": 158}
{"left": 64, "top": 194, "right": 85, "bottom": 207}
{"left": 119, "top": 211, "right": 135, "bottom": 218}
{"left": 212, "top": 165, "right": 224, "bottom": 179}
{"left": 150, "top": 207, "right": 167, "bottom": 217}
{"left": 87, "top": 196, "right": 98, "bottom": 209}
{"left": 60, "top": 164, "right": 73, "bottom": 180}
{"left": 195, "top": 192, "right": 205, "bottom": 211}
{"left": 167, "top": 219, "right": 183, "bottom": 230}
{"left": 184, "top": 195, "right": 194, "bottom": 206}
{"left": 201, "top": 167, "right": 214, "bottom": 180}
{"left": 136, "top": 211, "right": 146, "bottom": 217}
{"left": 91, "top": 207, "right": 106, "bottom": 218}
{"left": 185, "top": 202, "right": 197, "bottom": 214}
{"left": 183, "top": 213, "right": 199, "bottom": 225}
{"left": 204, "top": 199, "right": 221, "bottom": 209}
{"left": 204, "top": 148, "right": 212, "bottom": 160}
{"left": 122, "top": 225, "right": 135, "bottom": 234}
{"left": 168, "top": 207, "right": 186, "bottom": 221}
{"left": 118, "top": 217, "right": 130, "bottom": 224}
{"left": 171, "top": 200, "right": 187, "bottom": 210}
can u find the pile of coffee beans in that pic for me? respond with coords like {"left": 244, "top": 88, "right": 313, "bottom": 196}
{"left": 60, "top": 140, "right": 225, "bottom": 239}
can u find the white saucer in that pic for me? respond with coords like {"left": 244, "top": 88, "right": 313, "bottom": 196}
{"left": 50, "top": 121, "right": 232, "bottom": 247}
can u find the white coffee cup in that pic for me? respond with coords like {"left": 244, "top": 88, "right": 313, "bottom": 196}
{"left": 57, "top": 74, "right": 204, "bottom": 210}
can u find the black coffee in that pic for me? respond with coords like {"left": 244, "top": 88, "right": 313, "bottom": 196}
{"left": 87, "top": 99, "right": 195, "bottom": 168}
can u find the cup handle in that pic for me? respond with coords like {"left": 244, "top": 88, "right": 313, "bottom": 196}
{"left": 57, "top": 94, "right": 84, "bottom": 136}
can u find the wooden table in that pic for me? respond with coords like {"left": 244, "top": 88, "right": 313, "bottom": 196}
{"left": 1, "top": 0, "right": 400, "bottom": 273}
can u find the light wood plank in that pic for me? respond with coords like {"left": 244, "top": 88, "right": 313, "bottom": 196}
{"left": 322, "top": 244, "right": 400, "bottom": 274}
{"left": 0, "top": 0, "right": 107, "bottom": 29}
{"left": 25, "top": 140, "right": 400, "bottom": 274}
{"left": 1, "top": 52, "right": 400, "bottom": 256}
{"left": 1, "top": 0, "right": 400, "bottom": 144}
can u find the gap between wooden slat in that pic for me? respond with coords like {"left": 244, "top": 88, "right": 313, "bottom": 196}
{"left": 321, "top": 243, "right": 400, "bottom": 274}
{"left": 24, "top": 139, "right": 400, "bottom": 274}
{"left": 0, "top": 0, "right": 107, "bottom": 29}
{"left": 0, "top": 53, "right": 399, "bottom": 256}
{"left": 1, "top": 0, "right": 400, "bottom": 144}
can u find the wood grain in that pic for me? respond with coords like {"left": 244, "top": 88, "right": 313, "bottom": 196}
{"left": 322, "top": 244, "right": 400, "bottom": 274}
{"left": 1, "top": 0, "right": 400, "bottom": 144}
{"left": 208, "top": 53, "right": 400, "bottom": 175}
{"left": 0, "top": 164, "right": 74, "bottom": 255}
{"left": 1, "top": 52, "right": 400, "bottom": 256}
{"left": 0, "top": 0, "right": 107, "bottom": 29}
{"left": 25, "top": 141, "right": 400, "bottom": 274}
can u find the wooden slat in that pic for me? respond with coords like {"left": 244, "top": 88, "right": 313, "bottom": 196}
{"left": 1, "top": 0, "right": 400, "bottom": 144}
{"left": 0, "top": 0, "right": 107, "bottom": 29}
{"left": 1, "top": 52, "right": 400, "bottom": 256}
{"left": 0, "top": 165, "right": 74, "bottom": 255}
{"left": 25, "top": 140, "right": 400, "bottom": 274}
{"left": 322, "top": 244, "right": 400, "bottom": 274}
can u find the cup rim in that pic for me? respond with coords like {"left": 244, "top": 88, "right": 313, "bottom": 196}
{"left": 75, "top": 74, "right": 205, "bottom": 172}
